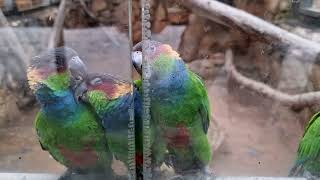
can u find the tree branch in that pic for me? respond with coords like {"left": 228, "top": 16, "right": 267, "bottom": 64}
{"left": 48, "top": 0, "right": 66, "bottom": 49}
{"left": 225, "top": 49, "right": 320, "bottom": 108}
{"left": 182, "top": 0, "right": 320, "bottom": 62}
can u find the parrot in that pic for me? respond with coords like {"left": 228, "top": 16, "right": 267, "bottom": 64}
{"left": 27, "top": 47, "right": 114, "bottom": 180}
{"left": 74, "top": 72, "right": 144, "bottom": 179}
{"left": 131, "top": 40, "right": 213, "bottom": 177}
{"left": 289, "top": 112, "right": 320, "bottom": 179}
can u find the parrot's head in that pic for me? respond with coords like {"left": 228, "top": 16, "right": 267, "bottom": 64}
{"left": 27, "top": 47, "right": 88, "bottom": 103}
{"left": 132, "top": 40, "right": 180, "bottom": 78}
{"left": 75, "top": 74, "right": 132, "bottom": 112}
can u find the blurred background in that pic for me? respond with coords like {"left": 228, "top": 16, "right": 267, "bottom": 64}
{"left": 0, "top": 0, "right": 319, "bottom": 177}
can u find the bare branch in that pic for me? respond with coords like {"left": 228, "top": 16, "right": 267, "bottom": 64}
{"left": 225, "top": 49, "right": 320, "bottom": 108}
{"left": 48, "top": 0, "right": 66, "bottom": 49}
{"left": 182, "top": 0, "right": 320, "bottom": 62}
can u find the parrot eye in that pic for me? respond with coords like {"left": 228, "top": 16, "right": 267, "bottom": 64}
{"left": 75, "top": 76, "right": 82, "bottom": 81}
{"left": 91, "top": 77, "right": 102, "bottom": 85}
{"left": 149, "top": 45, "right": 156, "bottom": 52}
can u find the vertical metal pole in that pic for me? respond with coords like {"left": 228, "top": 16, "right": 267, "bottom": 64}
{"left": 141, "top": 0, "right": 152, "bottom": 179}
{"left": 128, "top": 0, "right": 136, "bottom": 179}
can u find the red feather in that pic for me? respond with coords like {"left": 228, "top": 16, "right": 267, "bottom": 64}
{"left": 58, "top": 145, "right": 98, "bottom": 168}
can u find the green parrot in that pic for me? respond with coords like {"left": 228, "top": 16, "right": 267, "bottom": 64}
{"left": 132, "top": 40, "right": 213, "bottom": 176}
{"left": 73, "top": 70, "right": 144, "bottom": 179}
{"left": 289, "top": 112, "right": 320, "bottom": 179}
{"left": 27, "top": 47, "right": 114, "bottom": 180}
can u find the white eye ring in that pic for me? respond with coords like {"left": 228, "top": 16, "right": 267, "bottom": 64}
{"left": 91, "top": 77, "right": 102, "bottom": 85}
{"left": 75, "top": 76, "right": 82, "bottom": 81}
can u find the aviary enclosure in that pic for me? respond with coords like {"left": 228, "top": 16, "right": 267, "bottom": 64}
{"left": 0, "top": 0, "right": 319, "bottom": 180}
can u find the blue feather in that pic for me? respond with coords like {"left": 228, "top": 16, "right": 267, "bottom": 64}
{"left": 36, "top": 87, "right": 78, "bottom": 121}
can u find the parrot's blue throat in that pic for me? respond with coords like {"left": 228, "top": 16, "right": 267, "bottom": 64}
{"left": 35, "top": 87, "right": 78, "bottom": 121}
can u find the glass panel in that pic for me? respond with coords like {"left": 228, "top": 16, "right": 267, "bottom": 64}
{"left": 0, "top": 0, "right": 134, "bottom": 179}
{"left": 133, "top": 0, "right": 320, "bottom": 179}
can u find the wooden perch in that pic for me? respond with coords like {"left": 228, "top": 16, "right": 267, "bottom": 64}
{"left": 182, "top": 0, "right": 320, "bottom": 62}
{"left": 225, "top": 49, "right": 320, "bottom": 108}
{"left": 48, "top": 0, "right": 66, "bottom": 49}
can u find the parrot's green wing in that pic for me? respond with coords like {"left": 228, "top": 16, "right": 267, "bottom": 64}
{"left": 293, "top": 111, "right": 320, "bottom": 175}
{"left": 302, "top": 112, "right": 320, "bottom": 137}
{"left": 298, "top": 112, "right": 320, "bottom": 159}
{"left": 35, "top": 114, "right": 49, "bottom": 151}
{"left": 190, "top": 71, "right": 211, "bottom": 134}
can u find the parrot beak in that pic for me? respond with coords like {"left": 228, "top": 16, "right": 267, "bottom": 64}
{"left": 74, "top": 81, "right": 88, "bottom": 103}
{"left": 132, "top": 42, "right": 143, "bottom": 75}
{"left": 68, "top": 56, "right": 88, "bottom": 80}
{"left": 132, "top": 51, "right": 142, "bottom": 75}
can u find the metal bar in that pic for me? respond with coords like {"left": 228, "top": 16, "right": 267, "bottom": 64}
{"left": 127, "top": 0, "right": 136, "bottom": 179}
{"left": 141, "top": 0, "right": 152, "bottom": 179}
{"left": 0, "top": 173, "right": 307, "bottom": 180}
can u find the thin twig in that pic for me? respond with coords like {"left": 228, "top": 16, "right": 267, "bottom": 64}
{"left": 225, "top": 49, "right": 320, "bottom": 108}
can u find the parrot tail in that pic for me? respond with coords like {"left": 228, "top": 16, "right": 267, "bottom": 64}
{"left": 288, "top": 158, "right": 309, "bottom": 177}
{"left": 288, "top": 164, "right": 303, "bottom": 177}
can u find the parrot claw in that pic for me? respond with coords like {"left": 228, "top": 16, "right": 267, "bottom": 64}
{"left": 58, "top": 169, "right": 73, "bottom": 180}
{"left": 58, "top": 168, "right": 117, "bottom": 180}
{"left": 199, "top": 166, "right": 215, "bottom": 180}
{"left": 167, "top": 175, "right": 184, "bottom": 180}
{"left": 152, "top": 166, "right": 163, "bottom": 179}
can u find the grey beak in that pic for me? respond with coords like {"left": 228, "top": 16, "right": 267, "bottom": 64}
{"left": 69, "top": 56, "right": 88, "bottom": 80}
{"left": 74, "top": 81, "right": 88, "bottom": 103}
{"left": 132, "top": 51, "right": 142, "bottom": 75}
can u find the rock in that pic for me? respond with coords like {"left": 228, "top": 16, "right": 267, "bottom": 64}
{"left": 178, "top": 15, "right": 206, "bottom": 62}
{"left": 64, "top": 2, "right": 95, "bottom": 28}
{"left": 152, "top": 0, "right": 168, "bottom": 33}
{"left": 234, "top": 0, "right": 282, "bottom": 21}
{"left": 188, "top": 53, "right": 225, "bottom": 80}
{"left": 0, "top": 89, "right": 21, "bottom": 128}
{"left": 167, "top": 7, "right": 190, "bottom": 25}
{"left": 98, "top": 10, "right": 112, "bottom": 24}
{"left": 91, "top": 0, "right": 108, "bottom": 13}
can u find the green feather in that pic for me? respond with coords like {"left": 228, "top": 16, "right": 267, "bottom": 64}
{"left": 149, "top": 54, "right": 212, "bottom": 171}
{"left": 44, "top": 72, "right": 70, "bottom": 92}
{"left": 35, "top": 104, "right": 111, "bottom": 169}
{"left": 295, "top": 112, "right": 320, "bottom": 174}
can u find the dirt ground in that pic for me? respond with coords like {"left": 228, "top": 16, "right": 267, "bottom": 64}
{"left": 0, "top": 26, "right": 304, "bottom": 177}
{"left": 207, "top": 77, "right": 303, "bottom": 176}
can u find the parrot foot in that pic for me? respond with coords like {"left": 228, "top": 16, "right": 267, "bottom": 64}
{"left": 58, "top": 168, "right": 117, "bottom": 180}
{"left": 152, "top": 166, "right": 163, "bottom": 179}
{"left": 201, "top": 166, "right": 215, "bottom": 180}
{"left": 58, "top": 169, "right": 74, "bottom": 180}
